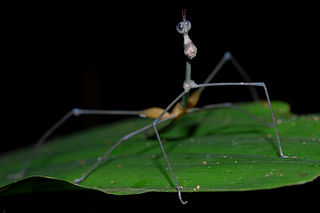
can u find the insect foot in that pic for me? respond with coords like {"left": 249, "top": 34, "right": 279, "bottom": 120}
{"left": 178, "top": 190, "right": 188, "bottom": 205}
{"left": 281, "top": 154, "right": 298, "bottom": 159}
{"left": 73, "top": 177, "right": 85, "bottom": 184}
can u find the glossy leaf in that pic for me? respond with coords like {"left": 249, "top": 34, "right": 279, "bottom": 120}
{"left": 0, "top": 101, "right": 319, "bottom": 196}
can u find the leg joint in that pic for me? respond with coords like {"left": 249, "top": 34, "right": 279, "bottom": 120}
{"left": 72, "top": 108, "right": 82, "bottom": 116}
{"left": 223, "top": 51, "right": 232, "bottom": 61}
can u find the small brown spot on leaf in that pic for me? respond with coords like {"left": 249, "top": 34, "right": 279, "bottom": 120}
{"left": 299, "top": 173, "right": 308, "bottom": 177}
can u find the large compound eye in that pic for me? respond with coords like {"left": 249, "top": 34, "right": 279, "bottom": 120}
{"left": 176, "top": 21, "right": 185, "bottom": 34}
{"left": 185, "top": 20, "right": 191, "bottom": 31}
{"left": 176, "top": 20, "right": 191, "bottom": 34}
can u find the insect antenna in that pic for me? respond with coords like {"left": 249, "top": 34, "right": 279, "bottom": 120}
{"left": 182, "top": 8, "right": 187, "bottom": 21}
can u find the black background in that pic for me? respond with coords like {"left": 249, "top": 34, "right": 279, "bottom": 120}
{"left": 1, "top": 2, "right": 319, "bottom": 211}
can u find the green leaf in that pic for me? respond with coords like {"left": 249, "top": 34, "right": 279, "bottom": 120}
{"left": 0, "top": 101, "right": 319, "bottom": 197}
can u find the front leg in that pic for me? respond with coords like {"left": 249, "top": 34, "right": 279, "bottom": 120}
{"left": 152, "top": 90, "right": 189, "bottom": 205}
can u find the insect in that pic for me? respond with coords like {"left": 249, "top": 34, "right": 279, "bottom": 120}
{"left": 8, "top": 9, "right": 296, "bottom": 205}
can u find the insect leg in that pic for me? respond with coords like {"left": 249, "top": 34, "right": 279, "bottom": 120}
{"left": 197, "top": 82, "right": 297, "bottom": 159}
{"left": 199, "top": 52, "right": 260, "bottom": 101}
{"left": 7, "top": 109, "right": 145, "bottom": 180}
{"left": 153, "top": 90, "right": 189, "bottom": 205}
{"left": 73, "top": 117, "right": 172, "bottom": 184}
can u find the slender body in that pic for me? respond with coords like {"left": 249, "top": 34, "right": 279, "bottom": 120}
{"left": 8, "top": 10, "right": 296, "bottom": 205}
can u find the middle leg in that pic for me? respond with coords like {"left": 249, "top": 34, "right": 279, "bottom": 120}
{"left": 197, "top": 82, "right": 297, "bottom": 159}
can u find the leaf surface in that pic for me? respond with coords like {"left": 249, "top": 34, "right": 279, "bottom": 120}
{"left": 1, "top": 102, "right": 319, "bottom": 196}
